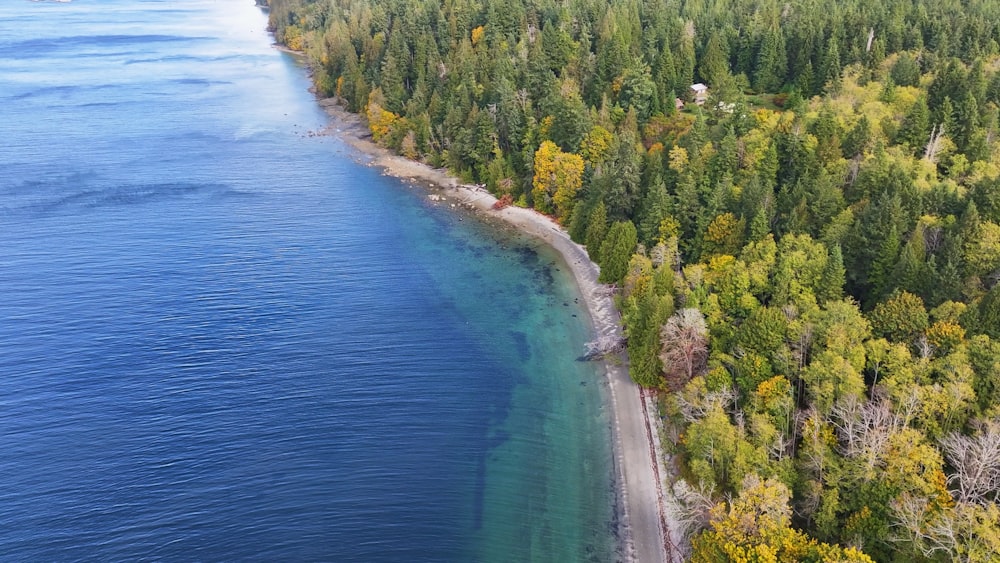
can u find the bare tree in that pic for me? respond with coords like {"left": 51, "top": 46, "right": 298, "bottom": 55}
{"left": 892, "top": 495, "right": 1000, "bottom": 563}
{"left": 515, "top": 89, "right": 530, "bottom": 112}
{"left": 650, "top": 239, "right": 681, "bottom": 273}
{"left": 830, "top": 393, "right": 907, "bottom": 476}
{"left": 916, "top": 335, "right": 935, "bottom": 359}
{"left": 924, "top": 123, "right": 946, "bottom": 163}
{"left": 941, "top": 418, "right": 1000, "bottom": 505}
{"left": 676, "top": 382, "right": 738, "bottom": 423}
{"left": 890, "top": 494, "right": 950, "bottom": 559}
{"left": 924, "top": 225, "right": 944, "bottom": 254}
{"left": 672, "top": 479, "right": 716, "bottom": 555}
{"left": 660, "top": 308, "right": 709, "bottom": 390}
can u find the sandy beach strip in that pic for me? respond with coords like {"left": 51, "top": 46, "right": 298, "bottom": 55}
{"left": 313, "top": 97, "right": 674, "bottom": 562}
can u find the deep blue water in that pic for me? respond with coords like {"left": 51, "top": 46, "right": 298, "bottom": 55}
{"left": 0, "top": 1, "right": 615, "bottom": 561}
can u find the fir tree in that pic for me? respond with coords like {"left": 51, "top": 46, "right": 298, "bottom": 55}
{"left": 818, "top": 244, "right": 846, "bottom": 303}
{"left": 599, "top": 221, "right": 638, "bottom": 284}
{"left": 584, "top": 201, "right": 609, "bottom": 262}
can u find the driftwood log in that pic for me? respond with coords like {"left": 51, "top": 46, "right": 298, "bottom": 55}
{"left": 593, "top": 285, "right": 619, "bottom": 298}
{"left": 581, "top": 335, "right": 627, "bottom": 361}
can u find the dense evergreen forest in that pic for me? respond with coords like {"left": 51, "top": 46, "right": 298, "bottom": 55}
{"left": 266, "top": 0, "right": 1000, "bottom": 559}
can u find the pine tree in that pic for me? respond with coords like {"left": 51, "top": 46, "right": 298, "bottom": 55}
{"left": 699, "top": 32, "right": 730, "bottom": 87}
{"left": 599, "top": 221, "right": 639, "bottom": 284}
{"left": 604, "top": 129, "right": 644, "bottom": 221}
{"left": 870, "top": 225, "right": 902, "bottom": 304}
{"left": 818, "top": 244, "right": 846, "bottom": 303}
{"left": 843, "top": 115, "right": 872, "bottom": 158}
{"left": 817, "top": 35, "right": 841, "bottom": 94}
{"left": 749, "top": 208, "right": 771, "bottom": 241}
{"left": 936, "top": 96, "right": 956, "bottom": 139}
{"left": 654, "top": 45, "right": 678, "bottom": 108}
{"left": 380, "top": 30, "right": 410, "bottom": 113}
{"left": 674, "top": 172, "right": 701, "bottom": 253}
{"left": 890, "top": 52, "right": 921, "bottom": 87}
{"left": 897, "top": 97, "right": 930, "bottom": 153}
{"left": 585, "top": 201, "right": 609, "bottom": 262}
{"left": 549, "top": 88, "right": 590, "bottom": 152}
{"left": 954, "top": 95, "right": 981, "bottom": 154}
{"left": 892, "top": 227, "right": 926, "bottom": 296}
{"left": 677, "top": 34, "right": 696, "bottom": 94}
{"left": 638, "top": 177, "right": 672, "bottom": 245}
{"left": 568, "top": 200, "right": 592, "bottom": 243}
{"left": 928, "top": 58, "right": 968, "bottom": 111}
{"left": 619, "top": 58, "right": 657, "bottom": 120}
{"left": 754, "top": 28, "right": 787, "bottom": 93}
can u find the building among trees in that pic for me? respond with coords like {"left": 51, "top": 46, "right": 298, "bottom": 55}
{"left": 690, "top": 83, "right": 709, "bottom": 105}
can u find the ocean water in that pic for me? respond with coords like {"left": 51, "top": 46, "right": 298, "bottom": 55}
{"left": 0, "top": 1, "right": 616, "bottom": 561}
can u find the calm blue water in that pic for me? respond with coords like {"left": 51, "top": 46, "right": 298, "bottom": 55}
{"left": 0, "top": 1, "right": 616, "bottom": 561}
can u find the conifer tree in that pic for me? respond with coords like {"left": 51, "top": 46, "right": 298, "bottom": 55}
{"left": 699, "top": 32, "right": 729, "bottom": 87}
{"left": 584, "top": 201, "right": 609, "bottom": 262}
{"left": 754, "top": 28, "right": 787, "bottom": 93}
{"left": 818, "top": 244, "right": 846, "bottom": 303}
{"left": 818, "top": 35, "right": 842, "bottom": 93}
{"left": 598, "top": 221, "right": 638, "bottom": 284}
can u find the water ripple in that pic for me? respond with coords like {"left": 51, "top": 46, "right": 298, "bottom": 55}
{"left": 0, "top": 1, "right": 616, "bottom": 561}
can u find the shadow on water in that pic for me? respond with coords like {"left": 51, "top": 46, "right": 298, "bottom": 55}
{"left": 171, "top": 78, "right": 233, "bottom": 87}
{"left": 0, "top": 182, "right": 243, "bottom": 217}
{"left": 124, "top": 54, "right": 243, "bottom": 65}
{"left": 8, "top": 83, "right": 118, "bottom": 101}
{"left": 511, "top": 244, "right": 556, "bottom": 291}
{"left": 3, "top": 34, "right": 209, "bottom": 53}
{"left": 472, "top": 426, "right": 511, "bottom": 530}
{"left": 508, "top": 330, "right": 531, "bottom": 362}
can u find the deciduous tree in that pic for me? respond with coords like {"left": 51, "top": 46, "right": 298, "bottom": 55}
{"left": 531, "top": 140, "right": 584, "bottom": 222}
{"left": 691, "top": 474, "right": 875, "bottom": 562}
{"left": 869, "top": 291, "right": 929, "bottom": 344}
{"left": 660, "top": 308, "right": 710, "bottom": 389}
{"left": 942, "top": 418, "right": 1000, "bottom": 505}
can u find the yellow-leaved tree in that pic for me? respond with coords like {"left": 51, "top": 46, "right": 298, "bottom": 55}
{"left": 579, "top": 125, "right": 614, "bottom": 165}
{"left": 691, "top": 474, "right": 875, "bottom": 563}
{"left": 703, "top": 212, "right": 745, "bottom": 257}
{"left": 531, "top": 140, "right": 584, "bottom": 223}
{"left": 470, "top": 25, "right": 485, "bottom": 46}
{"left": 365, "top": 89, "right": 398, "bottom": 144}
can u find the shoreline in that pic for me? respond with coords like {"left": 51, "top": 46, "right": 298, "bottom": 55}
{"left": 313, "top": 96, "right": 675, "bottom": 562}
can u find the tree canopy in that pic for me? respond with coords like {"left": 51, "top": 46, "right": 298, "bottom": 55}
{"left": 267, "top": 0, "right": 1000, "bottom": 557}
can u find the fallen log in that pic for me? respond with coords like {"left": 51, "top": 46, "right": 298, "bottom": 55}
{"left": 581, "top": 334, "right": 627, "bottom": 361}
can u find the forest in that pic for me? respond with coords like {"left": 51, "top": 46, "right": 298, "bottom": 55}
{"left": 265, "top": 0, "right": 1000, "bottom": 559}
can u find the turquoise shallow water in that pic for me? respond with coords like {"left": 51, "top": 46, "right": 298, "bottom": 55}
{"left": 0, "top": 1, "right": 616, "bottom": 560}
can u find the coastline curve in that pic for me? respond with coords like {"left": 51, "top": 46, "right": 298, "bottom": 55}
{"left": 310, "top": 96, "right": 672, "bottom": 563}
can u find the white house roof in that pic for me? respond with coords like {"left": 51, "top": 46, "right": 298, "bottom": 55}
{"left": 690, "top": 83, "right": 708, "bottom": 92}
